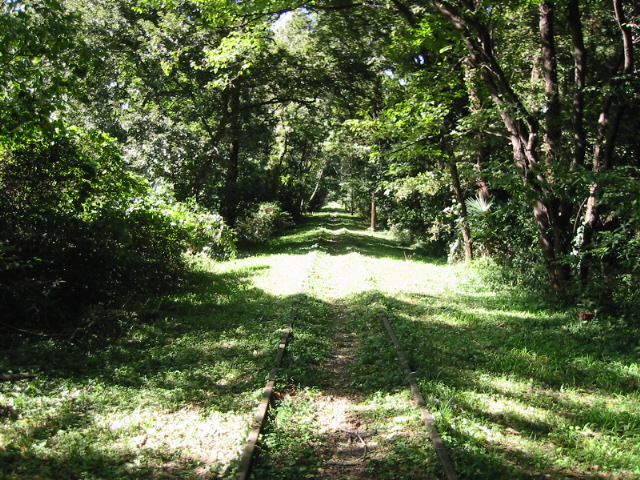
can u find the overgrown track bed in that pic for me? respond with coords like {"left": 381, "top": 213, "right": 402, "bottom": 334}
{"left": 248, "top": 212, "right": 446, "bottom": 479}
{"left": 246, "top": 294, "right": 458, "bottom": 480}
{"left": 380, "top": 312, "right": 459, "bottom": 480}
{"left": 2, "top": 209, "right": 640, "bottom": 479}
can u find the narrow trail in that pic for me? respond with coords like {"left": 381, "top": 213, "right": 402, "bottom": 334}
{"left": 249, "top": 210, "right": 444, "bottom": 479}
{"left": 311, "top": 213, "right": 373, "bottom": 478}
{"left": 314, "top": 304, "right": 370, "bottom": 479}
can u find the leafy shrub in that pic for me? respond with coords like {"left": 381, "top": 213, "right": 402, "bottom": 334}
{"left": 235, "top": 202, "right": 294, "bottom": 244}
{"left": 131, "top": 184, "right": 237, "bottom": 261}
{"left": 389, "top": 223, "right": 414, "bottom": 246}
{"left": 0, "top": 129, "right": 235, "bottom": 333}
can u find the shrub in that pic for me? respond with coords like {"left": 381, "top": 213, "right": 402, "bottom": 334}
{"left": 0, "top": 130, "right": 235, "bottom": 333}
{"left": 235, "top": 202, "right": 294, "bottom": 245}
{"left": 389, "top": 224, "right": 414, "bottom": 246}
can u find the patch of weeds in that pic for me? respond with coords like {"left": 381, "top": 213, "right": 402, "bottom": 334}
{"left": 343, "top": 294, "right": 406, "bottom": 392}
{"left": 365, "top": 434, "right": 442, "bottom": 480}
{"left": 346, "top": 391, "right": 442, "bottom": 479}
{"left": 251, "top": 389, "right": 324, "bottom": 479}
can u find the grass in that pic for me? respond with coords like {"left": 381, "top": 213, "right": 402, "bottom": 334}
{"left": 2, "top": 207, "right": 640, "bottom": 479}
{"left": 356, "top": 265, "right": 640, "bottom": 479}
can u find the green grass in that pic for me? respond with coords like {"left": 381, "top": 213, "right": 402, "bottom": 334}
{"left": 2, "top": 208, "right": 640, "bottom": 479}
{"left": 354, "top": 263, "right": 640, "bottom": 479}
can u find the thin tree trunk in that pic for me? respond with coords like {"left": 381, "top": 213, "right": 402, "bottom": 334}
{"left": 274, "top": 109, "right": 289, "bottom": 197}
{"left": 226, "top": 137, "right": 240, "bottom": 227}
{"left": 463, "top": 57, "right": 491, "bottom": 200}
{"left": 350, "top": 187, "right": 355, "bottom": 215}
{"left": 224, "top": 86, "right": 242, "bottom": 227}
{"left": 370, "top": 191, "right": 376, "bottom": 231}
{"left": 568, "top": 0, "right": 587, "bottom": 169}
{"left": 449, "top": 159, "right": 473, "bottom": 262}
{"left": 307, "top": 168, "right": 324, "bottom": 209}
{"left": 579, "top": 0, "right": 635, "bottom": 278}
{"left": 539, "top": 1, "right": 562, "bottom": 164}
{"left": 189, "top": 86, "right": 232, "bottom": 200}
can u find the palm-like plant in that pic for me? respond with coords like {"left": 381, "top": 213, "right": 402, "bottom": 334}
{"left": 465, "top": 194, "right": 493, "bottom": 216}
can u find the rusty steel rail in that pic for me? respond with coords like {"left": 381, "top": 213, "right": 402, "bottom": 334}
{"left": 236, "top": 328, "right": 291, "bottom": 480}
{"left": 380, "top": 315, "right": 459, "bottom": 480}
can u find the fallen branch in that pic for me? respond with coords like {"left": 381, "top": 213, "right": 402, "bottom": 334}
{"left": 338, "top": 427, "right": 368, "bottom": 460}
{"left": 0, "top": 321, "right": 51, "bottom": 337}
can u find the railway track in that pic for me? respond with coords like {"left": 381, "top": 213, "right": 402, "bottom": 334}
{"left": 235, "top": 213, "right": 459, "bottom": 480}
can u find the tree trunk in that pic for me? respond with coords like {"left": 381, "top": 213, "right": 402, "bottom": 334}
{"left": 370, "top": 190, "right": 376, "bottom": 231}
{"left": 463, "top": 57, "right": 491, "bottom": 200}
{"left": 449, "top": 159, "right": 473, "bottom": 262}
{"left": 225, "top": 137, "right": 240, "bottom": 227}
{"left": 190, "top": 86, "right": 232, "bottom": 200}
{"left": 567, "top": 0, "right": 587, "bottom": 169}
{"left": 350, "top": 187, "right": 355, "bottom": 215}
{"left": 579, "top": 0, "right": 635, "bottom": 278}
{"left": 307, "top": 167, "right": 324, "bottom": 209}
{"left": 224, "top": 86, "right": 242, "bottom": 227}
{"left": 432, "top": 0, "right": 573, "bottom": 292}
{"left": 539, "top": 1, "right": 562, "bottom": 164}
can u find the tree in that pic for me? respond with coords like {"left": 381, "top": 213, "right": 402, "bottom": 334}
{"left": 391, "top": 0, "right": 640, "bottom": 292}
{"left": 1, "top": 0, "right": 237, "bottom": 332}
{"left": 1, "top": 0, "right": 84, "bottom": 146}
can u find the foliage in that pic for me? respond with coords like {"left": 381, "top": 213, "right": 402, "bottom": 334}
{"left": 0, "top": 129, "right": 235, "bottom": 333}
{"left": 0, "top": 261, "right": 288, "bottom": 479}
{"left": 389, "top": 223, "right": 415, "bottom": 246}
{"left": 235, "top": 202, "right": 294, "bottom": 245}
{"left": 575, "top": 166, "right": 640, "bottom": 315}
{"left": 0, "top": 0, "right": 83, "bottom": 146}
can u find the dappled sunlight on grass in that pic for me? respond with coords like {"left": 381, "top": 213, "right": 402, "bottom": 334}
{"left": 102, "top": 407, "right": 246, "bottom": 472}
{"left": 2, "top": 208, "right": 640, "bottom": 479}
{"left": 367, "top": 293, "right": 640, "bottom": 478}
{"left": 237, "top": 252, "right": 319, "bottom": 297}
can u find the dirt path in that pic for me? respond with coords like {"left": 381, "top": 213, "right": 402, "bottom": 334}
{"left": 312, "top": 301, "right": 370, "bottom": 479}
{"left": 305, "top": 213, "right": 372, "bottom": 478}
{"left": 250, "top": 212, "right": 441, "bottom": 480}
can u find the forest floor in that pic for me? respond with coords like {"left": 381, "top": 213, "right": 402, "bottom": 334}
{"left": 1, "top": 208, "right": 640, "bottom": 479}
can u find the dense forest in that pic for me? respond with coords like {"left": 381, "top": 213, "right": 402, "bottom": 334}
{"left": 1, "top": 0, "right": 639, "bottom": 333}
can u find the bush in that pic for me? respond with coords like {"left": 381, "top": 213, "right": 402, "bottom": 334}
{"left": 235, "top": 202, "right": 294, "bottom": 244}
{"left": 389, "top": 224, "right": 414, "bottom": 246}
{"left": 134, "top": 185, "right": 237, "bottom": 261}
{"left": 0, "top": 130, "right": 235, "bottom": 333}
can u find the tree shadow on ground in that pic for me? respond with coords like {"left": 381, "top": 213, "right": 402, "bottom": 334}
{"left": 349, "top": 290, "right": 640, "bottom": 479}
{"left": 263, "top": 209, "right": 441, "bottom": 263}
{"left": 2, "top": 209, "right": 637, "bottom": 480}
{"left": 0, "top": 271, "right": 336, "bottom": 478}
{"left": 250, "top": 211, "right": 639, "bottom": 478}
